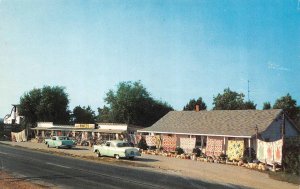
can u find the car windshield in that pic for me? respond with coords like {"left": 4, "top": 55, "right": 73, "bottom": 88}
{"left": 116, "top": 142, "right": 130, "bottom": 147}
{"left": 59, "top": 137, "right": 69, "bottom": 140}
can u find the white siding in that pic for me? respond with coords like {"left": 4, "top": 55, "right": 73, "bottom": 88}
{"left": 260, "top": 118, "right": 299, "bottom": 141}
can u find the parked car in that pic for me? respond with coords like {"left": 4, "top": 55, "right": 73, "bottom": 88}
{"left": 45, "top": 136, "right": 75, "bottom": 149}
{"left": 93, "top": 140, "right": 141, "bottom": 160}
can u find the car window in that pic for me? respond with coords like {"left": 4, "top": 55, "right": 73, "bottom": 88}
{"left": 52, "top": 137, "right": 56, "bottom": 140}
{"left": 116, "top": 142, "right": 130, "bottom": 147}
{"left": 106, "top": 142, "right": 111, "bottom": 147}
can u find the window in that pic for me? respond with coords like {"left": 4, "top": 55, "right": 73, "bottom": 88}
{"left": 106, "top": 142, "right": 111, "bottom": 147}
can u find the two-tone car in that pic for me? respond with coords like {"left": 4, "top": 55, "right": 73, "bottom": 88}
{"left": 93, "top": 140, "right": 141, "bottom": 160}
{"left": 45, "top": 136, "right": 75, "bottom": 149}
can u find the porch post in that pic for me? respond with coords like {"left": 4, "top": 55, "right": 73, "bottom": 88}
{"left": 223, "top": 137, "right": 226, "bottom": 154}
{"left": 201, "top": 136, "right": 203, "bottom": 150}
{"left": 248, "top": 138, "right": 251, "bottom": 159}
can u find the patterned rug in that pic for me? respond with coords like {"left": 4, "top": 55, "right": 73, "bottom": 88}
{"left": 162, "top": 135, "right": 177, "bottom": 151}
{"left": 205, "top": 136, "right": 224, "bottom": 157}
{"left": 257, "top": 139, "right": 283, "bottom": 165}
{"left": 146, "top": 135, "right": 157, "bottom": 147}
{"left": 180, "top": 138, "right": 196, "bottom": 153}
{"left": 227, "top": 139, "right": 244, "bottom": 161}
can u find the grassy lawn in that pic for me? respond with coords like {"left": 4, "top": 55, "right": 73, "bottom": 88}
{"left": 268, "top": 172, "right": 300, "bottom": 185}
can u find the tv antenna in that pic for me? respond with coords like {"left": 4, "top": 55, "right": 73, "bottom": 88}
{"left": 247, "top": 80, "right": 250, "bottom": 101}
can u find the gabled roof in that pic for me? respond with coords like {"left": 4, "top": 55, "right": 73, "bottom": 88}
{"left": 138, "top": 109, "right": 283, "bottom": 137}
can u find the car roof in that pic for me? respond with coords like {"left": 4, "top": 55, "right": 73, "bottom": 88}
{"left": 107, "top": 140, "right": 126, "bottom": 143}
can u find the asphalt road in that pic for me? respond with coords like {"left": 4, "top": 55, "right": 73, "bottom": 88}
{"left": 0, "top": 144, "right": 244, "bottom": 189}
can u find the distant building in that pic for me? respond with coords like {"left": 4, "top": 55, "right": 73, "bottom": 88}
{"left": 4, "top": 105, "right": 24, "bottom": 125}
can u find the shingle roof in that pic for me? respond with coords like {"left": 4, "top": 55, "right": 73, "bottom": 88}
{"left": 139, "top": 109, "right": 283, "bottom": 137}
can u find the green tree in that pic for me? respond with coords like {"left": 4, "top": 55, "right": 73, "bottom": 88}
{"left": 213, "top": 88, "right": 256, "bottom": 110}
{"left": 71, "top": 106, "right": 95, "bottom": 124}
{"left": 273, "top": 94, "right": 300, "bottom": 121}
{"left": 183, "top": 97, "right": 207, "bottom": 111}
{"left": 263, "top": 102, "right": 271, "bottom": 110}
{"left": 243, "top": 101, "right": 257, "bottom": 110}
{"left": 96, "top": 105, "right": 112, "bottom": 123}
{"left": 102, "top": 81, "right": 173, "bottom": 126}
{"left": 19, "top": 86, "right": 70, "bottom": 127}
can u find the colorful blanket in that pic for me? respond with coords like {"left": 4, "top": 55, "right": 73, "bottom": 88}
{"left": 257, "top": 139, "right": 283, "bottom": 165}
{"left": 11, "top": 130, "right": 27, "bottom": 142}
{"left": 155, "top": 135, "right": 162, "bottom": 149}
{"left": 205, "top": 136, "right": 224, "bottom": 157}
{"left": 180, "top": 138, "right": 196, "bottom": 153}
{"left": 227, "top": 139, "right": 244, "bottom": 161}
{"left": 146, "top": 135, "right": 157, "bottom": 147}
{"left": 162, "top": 135, "right": 177, "bottom": 151}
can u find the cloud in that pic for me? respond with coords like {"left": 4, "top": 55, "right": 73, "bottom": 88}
{"left": 267, "top": 62, "right": 290, "bottom": 71}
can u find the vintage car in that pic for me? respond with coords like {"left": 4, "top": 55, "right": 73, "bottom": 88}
{"left": 93, "top": 140, "right": 141, "bottom": 159}
{"left": 45, "top": 136, "right": 75, "bottom": 149}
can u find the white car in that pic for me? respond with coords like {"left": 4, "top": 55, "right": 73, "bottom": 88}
{"left": 93, "top": 140, "right": 141, "bottom": 160}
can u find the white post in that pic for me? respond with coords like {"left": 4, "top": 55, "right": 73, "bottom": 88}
{"left": 223, "top": 137, "right": 226, "bottom": 154}
{"left": 248, "top": 138, "right": 251, "bottom": 159}
{"left": 201, "top": 136, "right": 203, "bottom": 150}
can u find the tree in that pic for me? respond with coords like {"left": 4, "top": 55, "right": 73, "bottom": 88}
{"left": 273, "top": 94, "right": 300, "bottom": 121}
{"left": 243, "top": 101, "right": 257, "bottom": 110}
{"left": 213, "top": 88, "right": 256, "bottom": 110}
{"left": 96, "top": 105, "right": 111, "bottom": 123}
{"left": 263, "top": 102, "right": 271, "bottom": 110}
{"left": 101, "top": 81, "right": 173, "bottom": 126}
{"left": 19, "top": 86, "right": 70, "bottom": 126}
{"left": 183, "top": 97, "right": 207, "bottom": 111}
{"left": 71, "top": 106, "right": 95, "bottom": 124}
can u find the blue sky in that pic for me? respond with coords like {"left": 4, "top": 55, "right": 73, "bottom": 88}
{"left": 0, "top": 0, "right": 299, "bottom": 117}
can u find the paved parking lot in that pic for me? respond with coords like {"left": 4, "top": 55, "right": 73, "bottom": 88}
{"left": 1, "top": 141, "right": 298, "bottom": 189}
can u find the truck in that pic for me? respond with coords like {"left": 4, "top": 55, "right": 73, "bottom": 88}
{"left": 45, "top": 136, "right": 75, "bottom": 149}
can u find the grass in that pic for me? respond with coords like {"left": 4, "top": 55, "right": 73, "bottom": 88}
{"left": 268, "top": 171, "right": 300, "bottom": 185}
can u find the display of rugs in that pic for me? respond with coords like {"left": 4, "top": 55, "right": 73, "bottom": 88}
{"left": 146, "top": 135, "right": 157, "bottom": 147}
{"left": 11, "top": 130, "right": 27, "bottom": 142}
{"left": 180, "top": 138, "right": 196, "bottom": 153}
{"left": 205, "top": 136, "right": 224, "bottom": 157}
{"left": 127, "top": 134, "right": 136, "bottom": 144}
{"left": 257, "top": 139, "right": 283, "bottom": 165}
{"left": 135, "top": 134, "right": 142, "bottom": 144}
{"left": 162, "top": 135, "right": 177, "bottom": 151}
{"left": 227, "top": 139, "right": 244, "bottom": 161}
{"left": 155, "top": 135, "right": 162, "bottom": 149}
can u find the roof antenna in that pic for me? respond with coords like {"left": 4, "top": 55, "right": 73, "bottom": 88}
{"left": 247, "top": 80, "right": 250, "bottom": 101}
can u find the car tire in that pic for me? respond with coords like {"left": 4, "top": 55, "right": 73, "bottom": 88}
{"left": 96, "top": 151, "right": 101, "bottom": 157}
{"left": 115, "top": 154, "right": 120, "bottom": 159}
{"left": 129, "top": 157, "right": 134, "bottom": 160}
{"left": 47, "top": 144, "right": 49, "bottom": 148}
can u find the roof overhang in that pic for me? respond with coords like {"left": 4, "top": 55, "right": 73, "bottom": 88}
{"left": 137, "top": 130, "right": 252, "bottom": 138}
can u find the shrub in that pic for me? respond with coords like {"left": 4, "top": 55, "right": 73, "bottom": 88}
{"left": 137, "top": 137, "right": 148, "bottom": 150}
{"left": 219, "top": 153, "right": 227, "bottom": 160}
{"left": 175, "top": 147, "right": 184, "bottom": 155}
{"left": 243, "top": 147, "right": 256, "bottom": 163}
{"left": 283, "top": 138, "right": 300, "bottom": 175}
{"left": 192, "top": 148, "right": 201, "bottom": 157}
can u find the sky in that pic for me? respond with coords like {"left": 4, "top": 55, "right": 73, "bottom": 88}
{"left": 0, "top": 0, "right": 299, "bottom": 118}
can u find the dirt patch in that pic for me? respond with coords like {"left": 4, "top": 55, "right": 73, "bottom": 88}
{"left": 0, "top": 171, "right": 49, "bottom": 189}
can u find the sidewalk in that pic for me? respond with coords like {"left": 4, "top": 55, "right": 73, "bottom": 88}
{"left": 1, "top": 141, "right": 298, "bottom": 189}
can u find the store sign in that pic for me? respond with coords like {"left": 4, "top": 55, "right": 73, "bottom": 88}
{"left": 75, "top": 124, "right": 95, "bottom": 129}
